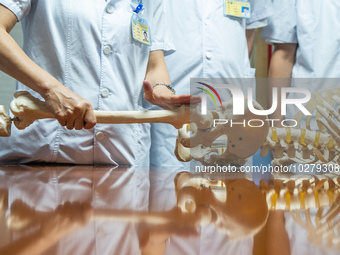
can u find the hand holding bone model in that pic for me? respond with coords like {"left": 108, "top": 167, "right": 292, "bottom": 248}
{"left": 1, "top": 88, "right": 340, "bottom": 167}
{"left": 0, "top": 91, "right": 191, "bottom": 137}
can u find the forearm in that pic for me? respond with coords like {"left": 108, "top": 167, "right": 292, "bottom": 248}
{"left": 0, "top": 26, "right": 60, "bottom": 98}
{"left": 0, "top": 6, "right": 62, "bottom": 98}
{"left": 246, "top": 29, "right": 256, "bottom": 58}
{"left": 268, "top": 44, "right": 297, "bottom": 79}
{"left": 143, "top": 49, "right": 198, "bottom": 109}
{"left": 144, "top": 50, "right": 171, "bottom": 86}
{"left": 268, "top": 43, "right": 297, "bottom": 123}
{"left": 0, "top": 230, "right": 59, "bottom": 255}
{"left": 0, "top": 5, "right": 96, "bottom": 129}
{"left": 265, "top": 211, "right": 291, "bottom": 255}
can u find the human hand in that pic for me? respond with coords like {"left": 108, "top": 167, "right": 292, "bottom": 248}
{"left": 143, "top": 80, "right": 201, "bottom": 110}
{"left": 40, "top": 202, "right": 93, "bottom": 242}
{"left": 42, "top": 85, "right": 96, "bottom": 130}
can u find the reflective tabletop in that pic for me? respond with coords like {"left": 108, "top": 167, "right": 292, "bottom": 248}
{"left": 0, "top": 165, "right": 339, "bottom": 255}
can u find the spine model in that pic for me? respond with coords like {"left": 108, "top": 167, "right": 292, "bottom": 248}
{"left": 260, "top": 127, "right": 338, "bottom": 166}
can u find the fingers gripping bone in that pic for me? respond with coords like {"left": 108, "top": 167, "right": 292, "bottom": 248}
{"left": 8, "top": 91, "right": 193, "bottom": 131}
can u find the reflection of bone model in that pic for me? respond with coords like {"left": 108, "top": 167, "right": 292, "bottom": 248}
{"left": 4, "top": 172, "right": 340, "bottom": 247}
{"left": 176, "top": 87, "right": 340, "bottom": 166}
{"left": 261, "top": 173, "right": 340, "bottom": 250}
{"left": 177, "top": 172, "right": 340, "bottom": 249}
{"left": 1, "top": 89, "right": 340, "bottom": 166}
{"left": 4, "top": 172, "right": 268, "bottom": 241}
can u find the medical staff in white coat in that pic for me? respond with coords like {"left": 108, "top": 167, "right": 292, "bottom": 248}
{"left": 261, "top": 0, "right": 340, "bottom": 122}
{"left": 0, "top": 0, "right": 194, "bottom": 165}
{"left": 262, "top": 0, "right": 340, "bottom": 79}
{"left": 262, "top": 2, "right": 340, "bottom": 254}
{"left": 150, "top": 0, "right": 273, "bottom": 167}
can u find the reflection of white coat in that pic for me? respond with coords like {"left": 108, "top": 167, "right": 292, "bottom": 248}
{"left": 150, "top": 0, "right": 273, "bottom": 167}
{"left": 149, "top": 167, "right": 254, "bottom": 255}
{"left": 0, "top": 0, "right": 174, "bottom": 165}
{"left": 0, "top": 165, "right": 150, "bottom": 255}
{"left": 284, "top": 209, "right": 340, "bottom": 255}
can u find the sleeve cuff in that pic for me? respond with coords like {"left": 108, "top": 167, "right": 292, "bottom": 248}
{"left": 246, "top": 19, "right": 267, "bottom": 30}
{"left": 0, "top": 1, "right": 30, "bottom": 21}
{"left": 261, "top": 27, "right": 298, "bottom": 44}
{"left": 151, "top": 41, "right": 176, "bottom": 56}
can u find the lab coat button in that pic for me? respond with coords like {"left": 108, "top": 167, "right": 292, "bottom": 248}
{"left": 204, "top": 19, "right": 211, "bottom": 26}
{"left": 205, "top": 52, "right": 212, "bottom": 60}
{"left": 103, "top": 45, "right": 112, "bottom": 55}
{"left": 106, "top": 5, "right": 114, "bottom": 14}
{"left": 96, "top": 132, "right": 105, "bottom": 141}
{"left": 101, "top": 88, "right": 110, "bottom": 98}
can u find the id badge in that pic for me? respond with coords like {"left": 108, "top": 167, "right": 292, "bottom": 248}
{"left": 224, "top": 0, "right": 251, "bottom": 19}
{"left": 131, "top": 13, "right": 151, "bottom": 46}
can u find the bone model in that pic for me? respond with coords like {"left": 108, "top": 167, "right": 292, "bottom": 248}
{"left": 175, "top": 87, "right": 340, "bottom": 167}
{"left": 0, "top": 91, "right": 190, "bottom": 136}
{"left": 1, "top": 88, "right": 340, "bottom": 166}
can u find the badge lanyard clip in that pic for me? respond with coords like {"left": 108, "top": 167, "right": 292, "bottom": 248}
{"left": 134, "top": 2, "right": 144, "bottom": 13}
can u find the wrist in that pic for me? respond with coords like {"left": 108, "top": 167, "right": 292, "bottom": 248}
{"left": 152, "top": 83, "right": 175, "bottom": 95}
{"left": 34, "top": 74, "right": 63, "bottom": 100}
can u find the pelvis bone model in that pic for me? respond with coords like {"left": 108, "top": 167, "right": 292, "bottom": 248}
{"left": 176, "top": 87, "right": 340, "bottom": 167}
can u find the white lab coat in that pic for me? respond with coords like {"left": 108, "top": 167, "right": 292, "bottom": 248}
{"left": 0, "top": 0, "right": 174, "bottom": 165}
{"left": 149, "top": 0, "right": 273, "bottom": 167}
{"left": 261, "top": 0, "right": 340, "bottom": 79}
{"left": 261, "top": 0, "right": 340, "bottom": 127}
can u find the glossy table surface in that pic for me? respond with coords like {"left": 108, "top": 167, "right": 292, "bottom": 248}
{"left": 0, "top": 165, "right": 339, "bottom": 255}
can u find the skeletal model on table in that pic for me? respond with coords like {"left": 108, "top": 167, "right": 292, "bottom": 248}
{"left": 1, "top": 87, "right": 340, "bottom": 166}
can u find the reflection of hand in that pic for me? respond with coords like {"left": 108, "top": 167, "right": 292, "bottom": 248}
{"left": 139, "top": 208, "right": 200, "bottom": 255}
{"left": 0, "top": 189, "right": 8, "bottom": 218}
{"left": 139, "top": 222, "right": 199, "bottom": 255}
{"left": 40, "top": 202, "right": 93, "bottom": 242}
{"left": 43, "top": 85, "right": 96, "bottom": 130}
{"left": 143, "top": 80, "right": 201, "bottom": 110}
